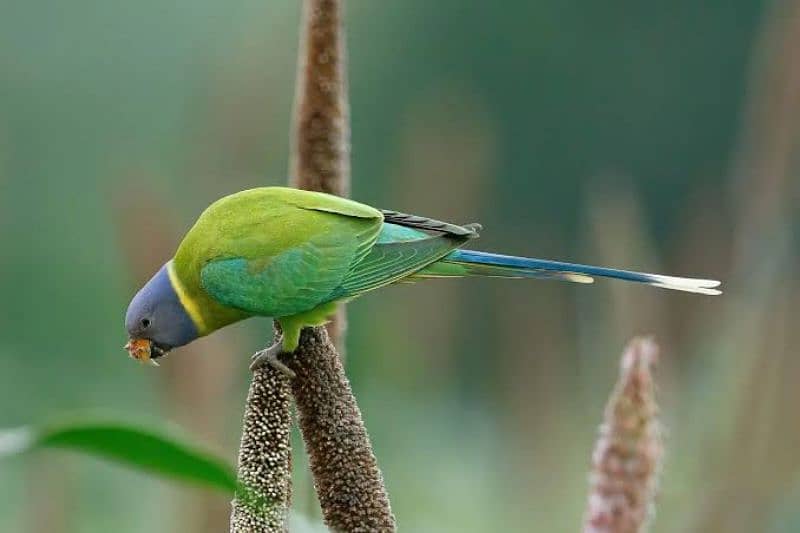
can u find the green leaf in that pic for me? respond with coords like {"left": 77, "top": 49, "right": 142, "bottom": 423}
{"left": 0, "top": 417, "right": 237, "bottom": 495}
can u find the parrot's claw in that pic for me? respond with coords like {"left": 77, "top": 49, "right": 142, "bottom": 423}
{"left": 250, "top": 342, "right": 295, "bottom": 378}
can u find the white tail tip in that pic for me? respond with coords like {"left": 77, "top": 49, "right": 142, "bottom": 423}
{"left": 647, "top": 275, "right": 722, "bottom": 295}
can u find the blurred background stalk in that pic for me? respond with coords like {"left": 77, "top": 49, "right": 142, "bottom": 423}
{"left": 583, "top": 337, "right": 662, "bottom": 533}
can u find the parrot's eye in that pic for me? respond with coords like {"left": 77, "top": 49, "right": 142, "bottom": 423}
{"left": 140, "top": 318, "right": 151, "bottom": 329}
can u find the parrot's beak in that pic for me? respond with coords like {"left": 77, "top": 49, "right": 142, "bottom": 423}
{"left": 124, "top": 338, "right": 164, "bottom": 367}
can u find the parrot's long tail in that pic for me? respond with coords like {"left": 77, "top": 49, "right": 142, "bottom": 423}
{"left": 413, "top": 249, "right": 722, "bottom": 295}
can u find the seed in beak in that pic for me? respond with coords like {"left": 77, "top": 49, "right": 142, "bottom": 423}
{"left": 125, "top": 338, "right": 153, "bottom": 364}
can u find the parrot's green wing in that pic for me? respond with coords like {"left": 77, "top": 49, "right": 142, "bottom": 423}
{"left": 330, "top": 236, "right": 462, "bottom": 298}
{"left": 329, "top": 216, "right": 478, "bottom": 299}
{"left": 197, "top": 189, "right": 383, "bottom": 318}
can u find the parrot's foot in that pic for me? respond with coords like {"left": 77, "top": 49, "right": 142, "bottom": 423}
{"left": 250, "top": 341, "right": 295, "bottom": 378}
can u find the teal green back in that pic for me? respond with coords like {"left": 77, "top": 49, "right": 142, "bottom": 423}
{"left": 196, "top": 200, "right": 467, "bottom": 319}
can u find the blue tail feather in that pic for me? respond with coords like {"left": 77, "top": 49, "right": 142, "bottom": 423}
{"left": 445, "top": 250, "right": 722, "bottom": 295}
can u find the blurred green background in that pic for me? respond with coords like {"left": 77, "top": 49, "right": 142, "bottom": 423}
{"left": 1, "top": 1, "right": 798, "bottom": 531}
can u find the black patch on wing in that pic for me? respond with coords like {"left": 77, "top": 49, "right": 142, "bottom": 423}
{"left": 380, "top": 210, "right": 481, "bottom": 238}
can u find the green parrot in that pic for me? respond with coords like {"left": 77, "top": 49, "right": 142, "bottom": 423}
{"left": 124, "top": 187, "right": 721, "bottom": 372}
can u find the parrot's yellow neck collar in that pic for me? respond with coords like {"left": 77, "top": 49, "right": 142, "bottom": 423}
{"left": 167, "top": 260, "right": 208, "bottom": 335}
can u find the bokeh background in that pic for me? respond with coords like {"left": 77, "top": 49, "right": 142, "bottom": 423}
{"left": 1, "top": 1, "right": 798, "bottom": 531}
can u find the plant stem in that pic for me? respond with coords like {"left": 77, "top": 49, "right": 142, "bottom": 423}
{"left": 288, "top": 0, "right": 395, "bottom": 529}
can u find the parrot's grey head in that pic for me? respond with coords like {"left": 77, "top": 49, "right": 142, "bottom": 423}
{"left": 125, "top": 263, "right": 199, "bottom": 364}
